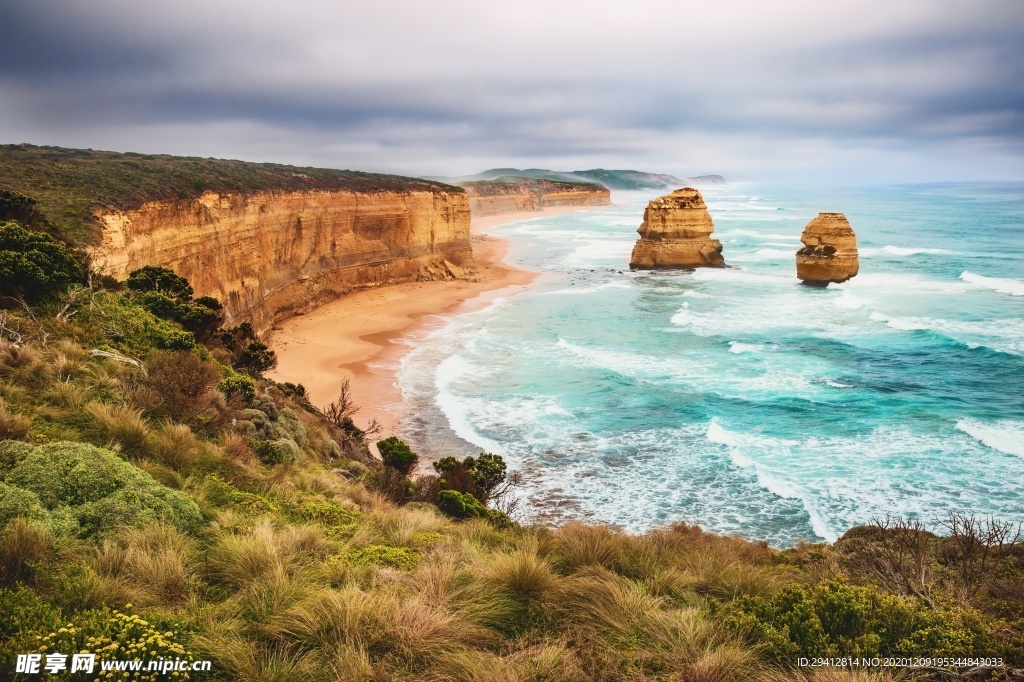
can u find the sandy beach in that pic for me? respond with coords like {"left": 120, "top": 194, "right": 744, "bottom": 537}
{"left": 267, "top": 205, "right": 591, "bottom": 440}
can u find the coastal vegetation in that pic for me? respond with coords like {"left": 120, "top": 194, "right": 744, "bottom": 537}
{"left": 1, "top": 202, "right": 1022, "bottom": 680}
{"left": 0, "top": 145, "right": 462, "bottom": 245}
{"left": 461, "top": 176, "right": 607, "bottom": 200}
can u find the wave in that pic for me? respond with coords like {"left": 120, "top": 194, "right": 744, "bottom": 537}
{"left": 956, "top": 419, "right": 1024, "bottom": 458}
{"left": 706, "top": 421, "right": 833, "bottom": 540}
{"left": 562, "top": 240, "right": 636, "bottom": 266}
{"left": 728, "top": 341, "right": 769, "bottom": 354}
{"left": 960, "top": 271, "right": 1024, "bottom": 296}
{"left": 729, "top": 248, "right": 794, "bottom": 263}
{"left": 542, "top": 281, "right": 633, "bottom": 296}
{"left": 858, "top": 246, "right": 954, "bottom": 257}
{"left": 844, "top": 272, "right": 972, "bottom": 295}
{"left": 868, "top": 311, "right": 1024, "bottom": 355}
{"left": 728, "top": 229, "right": 801, "bottom": 240}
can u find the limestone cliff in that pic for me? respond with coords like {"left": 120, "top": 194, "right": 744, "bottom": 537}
{"left": 91, "top": 189, "right": 473, "bottom": 334}
{"left": 629, "top": 188, "right": 725, "bottom": 269}
{"left": 462, "top": 177, "right": 610, "bottom": 217}
{"left": 795, "top": 213, "right": 859, "bottom": 286}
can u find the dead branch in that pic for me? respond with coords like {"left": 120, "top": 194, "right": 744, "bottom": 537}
{"left": 89, "top": 348, "right": 148, "bottom": 377}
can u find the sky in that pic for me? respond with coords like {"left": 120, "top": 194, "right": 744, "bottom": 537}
{"left": 1, "top": 0, "right": 1023, "bottom": 183}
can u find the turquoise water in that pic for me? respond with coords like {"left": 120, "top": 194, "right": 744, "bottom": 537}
{"left": 397, "top": 183, "right": 1024, "bottom": 547}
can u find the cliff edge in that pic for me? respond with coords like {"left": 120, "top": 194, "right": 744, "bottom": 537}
{"left": 461, "top": 176, "right": 610, "bottom": 217}
{"left": 92, "top": 188, "right": 473, "bottom": 335}
{"left": 629, "top": 187, "right": 725, "bottom": 269}
{"left": 0, "top": 145, "right": 474, "bottom": 335}
{"left": 795, "top": 213, "right": 859, "bottom": 286}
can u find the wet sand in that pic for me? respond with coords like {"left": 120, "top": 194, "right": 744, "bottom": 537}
{"left": 267, "top": 206, "right": 592, "bottom": 439}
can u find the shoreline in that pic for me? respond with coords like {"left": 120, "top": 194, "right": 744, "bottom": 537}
{"left": 266, "top": 204, "right": 595, "bottom": 445}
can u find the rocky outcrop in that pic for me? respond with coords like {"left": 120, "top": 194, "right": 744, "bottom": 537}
{"left": 91, "top": 189, "right": 473, "bottom": 335}
{"left": 629, "top": 188, "right": 724, "bottom": 269}
{"left": 462, "top": 177, "right": 610, "bottom": 217}
{"left": 795, "top": 213, "right": 859, "bottom": 286}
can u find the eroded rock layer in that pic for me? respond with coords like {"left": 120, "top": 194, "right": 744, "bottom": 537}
{"left": 629, "top": 188, "right": 724, "bottom": 269}
{"left": 462, "top": 178, "right": 610, "bottom": 217}
{"left": 91, "top": 189, "right": 473, "bottom": 334}
{"left": 795, "top": 213, "right": 859, "bottom": 286}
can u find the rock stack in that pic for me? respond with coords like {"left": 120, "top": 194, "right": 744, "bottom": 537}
{"left": 795, "top": 213, "right": 859, "bottom": 286}
{"left": 629, "top": 188, "right": 724, "bottom": 269}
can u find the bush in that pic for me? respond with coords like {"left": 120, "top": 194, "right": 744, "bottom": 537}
{"left": 377, "top": 437, "right": 418, "bottom": 475}
{"left": 345, "top": 544, "right": 419, "bottom": 570}
{"left": 0, "top": 221, "right": 84, "bottom": 303}
{"left": 433, "top": 452, "right": 508, "bottom": 503}
{"left": 234, "top": 341, "right": 277, "bottom": 374}
{"left": 0, "top": 481, "right": 48, "bottom": 528}
{"left": 144, "top": 350, "right": 221, "bottom": 422}
{"left": 0, "top": 441, "right": 203, "bottom": 537}
{"left": 723, "top": 579, "right": 992, "bottom": 662}
{"left": 125, "top": 265, "right": 194, "bottom": 300}
{"left": 251, "top": 438, "right": 299, "bottom": 465}
{"left": 436, "top": 490, "right": 489, "bottom": 520}
{"left": 219, "top": 374, "right": 257, "bottom": 405}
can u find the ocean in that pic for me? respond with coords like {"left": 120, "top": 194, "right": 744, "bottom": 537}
{"left": 395, "top": 182, "right": 1024, "bottom": 547}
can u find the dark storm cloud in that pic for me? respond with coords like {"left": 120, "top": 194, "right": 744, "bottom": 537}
{"left": 1, "top": 0, "right": 1023, "bottom": 180}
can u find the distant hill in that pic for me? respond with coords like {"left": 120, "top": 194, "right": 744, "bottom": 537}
{"left": 687, "top": 174, "right": 726, "bottom": 184}
{"left": 432, "top": 168, "right": 687, "bottom": 191}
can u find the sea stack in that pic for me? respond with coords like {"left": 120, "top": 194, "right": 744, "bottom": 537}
{"left": 629, "top": 188, "right": 724, "bottom": 269}
{"left": 795, "top": 213, "right": 859, "bottom": 286}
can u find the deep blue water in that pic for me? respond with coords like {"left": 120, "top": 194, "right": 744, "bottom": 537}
{"left": 396, "top": 182, "right": 1024, "bottom": 546}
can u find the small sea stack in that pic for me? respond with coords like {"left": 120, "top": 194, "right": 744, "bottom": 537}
{"left": 795, "top": 213, "right": 859, "bottom": 286}
{"left": 629, "top": 187, "right": 725, "bottom": 269}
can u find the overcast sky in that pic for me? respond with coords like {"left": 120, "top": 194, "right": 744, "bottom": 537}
{"left": 2, "top": 0, "right": 1022, "bottom": 183}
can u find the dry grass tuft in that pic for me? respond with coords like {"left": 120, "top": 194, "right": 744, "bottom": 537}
{"left": 0, "top": 398, "right": 31, "bottom": 439}
{"left": 93, "top": 523, "right": 195, "bottom": 603}
{"left": 207, "top": 521, "right": 329, "bottom": 587}
{"left": 548, "top": 522, "right": 633, "bottom": 576}
{"left": 0, "top": 517, "right": 54, "bottom": 585}
{"left": 0, "top": 343, "right": 53, "bottom": 389}
{"left": 84, "top": 400, "right": 151, "bottom": 455}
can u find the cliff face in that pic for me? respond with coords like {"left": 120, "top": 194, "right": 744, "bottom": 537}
{"left": 795, "top": 213, "right": 859, "bottom": 286}
{"left": 91, "top": 189, "right": 473, "bottom": 334}
{"left": 462, "top": 178, "right": 610, "bottom": 217}
{"left": 629, "top": 188, "right": 725, "bottom": 269}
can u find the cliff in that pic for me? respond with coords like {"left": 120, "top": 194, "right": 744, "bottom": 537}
{"left": 629, "top": 187, "right": 725, "bottom": 269}
{"left": 91, "top": 188, "right": 473, "bottom": 335}
{"left": 0, "top": 145, "right": 475, "bottom": 335}
{"left": 795, "top": 213, "right": 859, "bottom": 286}
{"left": 461, "top": 176, "right": 610, "bottom": 217}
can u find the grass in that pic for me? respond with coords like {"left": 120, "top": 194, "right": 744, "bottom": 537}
{"left": 0, "top": 143, "right": 464, "bottom": 245}
{"left": 0, "top": 287, "right": 1021, "bottom": 680}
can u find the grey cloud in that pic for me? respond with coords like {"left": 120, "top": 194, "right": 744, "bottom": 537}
{"left": 1, "top": 0, "right": 1022, "bottom": 181}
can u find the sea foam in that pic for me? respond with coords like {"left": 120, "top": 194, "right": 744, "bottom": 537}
{"left": 956, "top": 419, "right": 1024, "bottom": 458}
{"left": 961, "top": 271, "right": 1024, "bottom": 296}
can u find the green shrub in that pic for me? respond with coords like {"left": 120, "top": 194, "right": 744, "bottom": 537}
{"left": 434, "top": 452, "right": 508, "bottom": 501}
{"left": 436, "top": 490, "right": 489, "bottom": 520}
{"left": 1, "top": 441, "right": 202, "bottom": 537}
{"left": 377, "top": 437, "right": 418, "bottom": 475}
{"left": 0, "top": 481, "right": 48, "bottom": 527}
{"left": 125, "top": 265, "right": 194, "bottom": 300}
{"left": 251, "top": 438, "right": 299, "bottom": 465}
{"left": 219, "top": 374, "right": 256, "bottom": 405}
{"left": 0, "top": 221, "right": 84, "bottom": 303}
{"left": 723, "top": 579, "right": 992, "bottom": 662}
{"left": 345, "top": 544, "right": 419, "bottom": 570}
{"left": 154, "top": 327, "right": 195, "bottom": 351}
